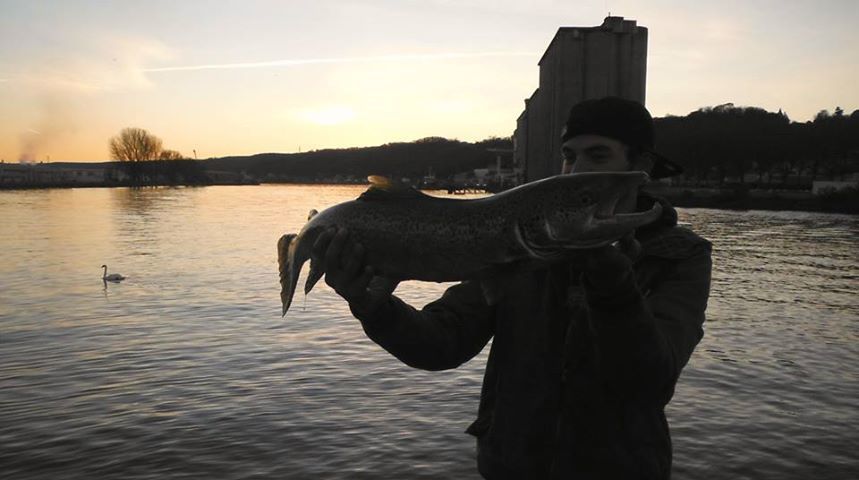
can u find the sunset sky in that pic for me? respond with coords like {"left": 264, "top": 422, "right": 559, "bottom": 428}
{"left": 1, "top": 0, "right": 857, "bottom": 162}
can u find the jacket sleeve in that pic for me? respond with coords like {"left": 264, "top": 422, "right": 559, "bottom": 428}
{"left": 584, "top": 241, "right": 712, "bottom": 403}
{"left": 352, "top": 281, "right": 495, "bottom": 371}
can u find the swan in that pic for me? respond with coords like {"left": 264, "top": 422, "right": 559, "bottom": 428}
{"left": 101, "top": 265, "right": 126, "bottom": 282}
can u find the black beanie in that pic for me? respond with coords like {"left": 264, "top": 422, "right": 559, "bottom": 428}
{"left": 562, "top": 97, "right": 683, "bottom": 179}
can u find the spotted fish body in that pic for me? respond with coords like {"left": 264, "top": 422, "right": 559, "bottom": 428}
{"left": 278, "top": 172, "right": 661, "bottom": 316}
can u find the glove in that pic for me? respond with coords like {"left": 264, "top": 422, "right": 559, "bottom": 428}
{"left": 573, "top": 232, "right": 640, "bottom": 294}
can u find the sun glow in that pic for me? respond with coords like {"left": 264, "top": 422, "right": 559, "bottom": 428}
{"left": 302, "top": 106, "right": 356, "bottom": 126}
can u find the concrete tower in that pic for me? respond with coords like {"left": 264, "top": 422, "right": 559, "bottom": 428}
{"left": 514, "top": 16, "right": 648, "bottom": 182}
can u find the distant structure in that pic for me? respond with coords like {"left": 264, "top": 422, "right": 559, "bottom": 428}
{"left": 514, "top": 16, "right": 648, "bottom": 181}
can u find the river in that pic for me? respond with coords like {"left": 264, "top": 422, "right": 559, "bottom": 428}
{"left": 1, "top": 185, "right": 856, "bottom": 479}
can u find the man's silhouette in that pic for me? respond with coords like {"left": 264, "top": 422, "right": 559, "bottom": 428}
{"left": 315, "top": 97, "right": 712, "bottom": 479}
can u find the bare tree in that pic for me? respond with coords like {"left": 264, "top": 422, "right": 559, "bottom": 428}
{"left": 159, "top": 149, "right": 185, "bottom": 160}
{"left": 109, "top": 127, "right": 163, "bottom": 162}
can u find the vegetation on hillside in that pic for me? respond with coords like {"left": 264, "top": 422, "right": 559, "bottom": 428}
{"left": 202, "top": 104, "right": 858, "bottom": 188}
{"left": 205, "top": 137, "right": 513, "bottom": 181}
{"left": 655, "top": 104, "right": 858, "bottom": 186}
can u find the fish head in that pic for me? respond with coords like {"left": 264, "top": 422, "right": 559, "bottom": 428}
{"left": 535, "top": 171, "right": 662, "bottom": 249}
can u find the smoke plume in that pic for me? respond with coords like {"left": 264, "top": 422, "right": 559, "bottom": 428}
{"left": 18, "top": 95, "right": 77, "bottom": 163}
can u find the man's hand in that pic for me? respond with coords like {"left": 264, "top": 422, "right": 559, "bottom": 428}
{"left": 572, "top": 232, "right": 639, "bottom": 292}
{"left": 312, "top": 227, "right": 399, "bottom": 315}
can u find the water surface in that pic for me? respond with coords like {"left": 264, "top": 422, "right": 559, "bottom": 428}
{"left": 1, "top": 185, "right": 857, "bottom": 479}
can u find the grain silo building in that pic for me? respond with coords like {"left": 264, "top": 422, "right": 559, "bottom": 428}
{"left": 515, "top": 16, "right": 648, "bottom": 182}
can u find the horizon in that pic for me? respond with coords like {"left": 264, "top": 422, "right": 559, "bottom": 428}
{"left": 1, "top": 0, "right": 858, "bottom": 162}
{"left": 2, "top": 101, "right": 852, "bottom": 165}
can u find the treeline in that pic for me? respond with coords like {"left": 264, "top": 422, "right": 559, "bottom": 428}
{"left": 109, "top": 127, "right": 208, "bottom": 185}
{"left": 202, "top": 104, "right": 858, "bottom": 187}
{"left": 205, "top": 137, "right": 512, "bottom": 180}
{"left": 656, "top": 104, "right": 858, "bottom": 186}
{"left": 110, "top": 159, "right": 208, "bottom": 185}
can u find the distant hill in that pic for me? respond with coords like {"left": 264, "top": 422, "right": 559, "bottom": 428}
{"left": 33, "top": 103, "right": 859, "bottom": 188}
{"left": 203, "top": 136, "right": 513, "bottom": 180}
{"left": 204, "top": 103, "right": 859, "bottom": 186}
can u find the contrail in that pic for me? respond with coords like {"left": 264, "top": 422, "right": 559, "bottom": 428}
{"left": 144, "top": 51, "right": 534, "bottom": 73}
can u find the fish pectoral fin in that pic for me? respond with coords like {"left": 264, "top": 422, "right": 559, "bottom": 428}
{"left": 479, "top": 277, "right": 504, "bottom": 306}
{"left": 304, "top": 256, "right": 325, "bottom": 294}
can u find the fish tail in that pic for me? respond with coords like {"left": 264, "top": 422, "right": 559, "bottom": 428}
{"left": 277, "top": 233, "right": 302, "bottom": 317}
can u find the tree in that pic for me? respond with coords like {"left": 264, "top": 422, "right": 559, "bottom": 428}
{"left": 159, "top": 149, "right": 185, "bottom": 160}
{"left": 109, "top": 127, "right": 163, "bottom": 162}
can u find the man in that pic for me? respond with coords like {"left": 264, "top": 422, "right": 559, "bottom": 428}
{"left": 314, "top": 97, "right": 712, "bottom": 479}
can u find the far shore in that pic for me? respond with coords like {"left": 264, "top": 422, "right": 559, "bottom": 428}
{"left": 2, "top": 180, "right": 856, "bottom": 215}
{"left": 649, "top": 186, "right": 858, "bottom": 215}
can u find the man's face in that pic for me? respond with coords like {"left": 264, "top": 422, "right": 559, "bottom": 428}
{"left": 561, "top": 134, "right": 630, "bottom": 174}
{"left": 562, "top": 134, "right": 652, "bottom": 215}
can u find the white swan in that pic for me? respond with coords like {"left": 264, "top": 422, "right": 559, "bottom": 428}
{"left": 101, "top": 264, "right": 126, "bottom": 282}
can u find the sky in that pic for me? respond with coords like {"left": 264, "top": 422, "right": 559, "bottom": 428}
{"left": 1, "top": 0, "right": 857, "bottom": 162}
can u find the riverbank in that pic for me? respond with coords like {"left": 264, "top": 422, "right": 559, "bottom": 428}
{"left": 648, "top": 185, "right": 859, "bottom": 214}
{"left": 257, "top": 180, "right": 859, "bottom": 215}
{"left": 1, "top": 178, "right": 856, "bottom": 214}
{"left": 0, "top": 161, "right": 258, "bottom": 190}
{"left": 0, "top": 179, "right": 258, "bottom": 190}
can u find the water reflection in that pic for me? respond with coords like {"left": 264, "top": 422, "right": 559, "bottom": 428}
{"left": 110, "top": 186, "right": 200, "bottom": 214}
{"left": 0, "top": 187, "right": 857, "bottom": 479}
{"left": 109, "top": 187, "right": 202, "bottom": 258}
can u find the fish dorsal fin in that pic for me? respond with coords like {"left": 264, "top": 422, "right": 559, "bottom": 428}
{"left": 359, "top": 175, "right": 429, "bottom": 201}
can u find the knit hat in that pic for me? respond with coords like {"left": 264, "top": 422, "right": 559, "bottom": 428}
{"left": 561, "top": 97, "right": 683, "bottom": 179}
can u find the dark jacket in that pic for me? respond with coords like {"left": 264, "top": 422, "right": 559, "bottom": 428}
{"left": 354, "top": 197, "right": 712, "bottom": 479}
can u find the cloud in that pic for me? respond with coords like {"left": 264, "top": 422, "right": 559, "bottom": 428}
{"left": 8, "top": 34, "right": 174, "bottom": 92}
{"left": 143, "top": 51, "right": 534, "bottom": 73}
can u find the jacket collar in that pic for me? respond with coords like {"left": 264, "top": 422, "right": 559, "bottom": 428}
{"left": 634, "top": 194, "right": 709, "bottom": 260}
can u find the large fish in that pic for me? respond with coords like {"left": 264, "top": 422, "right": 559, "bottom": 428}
{"left": 278, "top": 172, "right": 661, "bottom": 316}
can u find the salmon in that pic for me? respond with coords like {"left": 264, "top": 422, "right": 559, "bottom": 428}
{"left": 278, "top": 172, "right": 661, "bottom": 316}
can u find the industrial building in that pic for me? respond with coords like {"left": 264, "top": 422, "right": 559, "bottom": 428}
{"left": 514, "top": 16, "right": 648, "bottom": 182}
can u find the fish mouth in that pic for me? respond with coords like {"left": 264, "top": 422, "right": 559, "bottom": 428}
{"left": 592, "top": 203, "right": 663, "bottom": 229}
{"left": 538, "top": 172, "right": 659, "bottom": 250}
{"left": 593, "top": 192, "right": 620, "bottom": 220}
{"left": 570, "top": 172, "right": 661, "bottom": 247}
{"left": 553, "top": 202, "right": 661, "bottom": 251}
{"left": 592, "top": 171, "right": 652, "bottom": 221}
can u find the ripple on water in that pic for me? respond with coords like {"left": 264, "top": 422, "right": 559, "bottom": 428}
{"left": 1, "top": 188, "right": 857, "bottom": 479}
